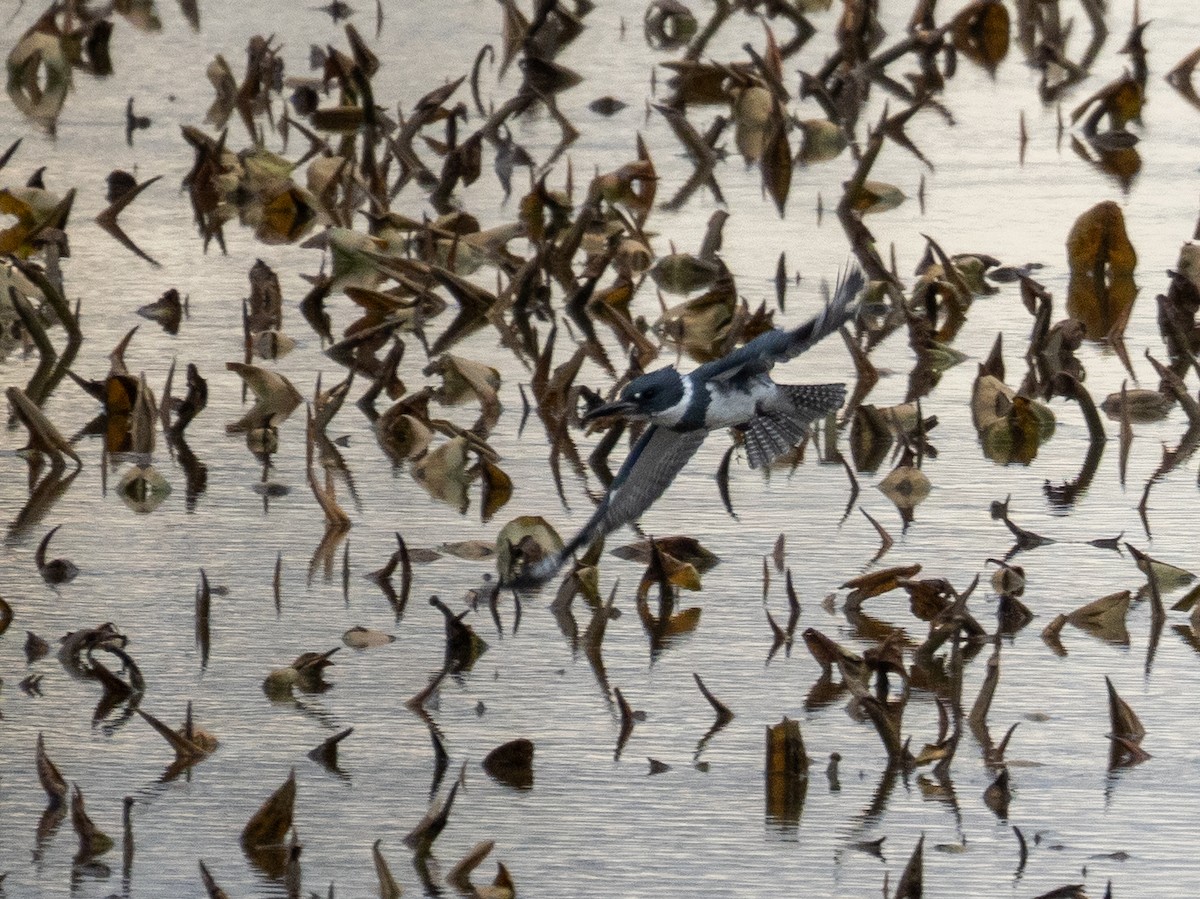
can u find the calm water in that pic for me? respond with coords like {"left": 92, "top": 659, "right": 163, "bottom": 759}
{"left": 3, "top": 0, "right": 1200, "bottom": 896}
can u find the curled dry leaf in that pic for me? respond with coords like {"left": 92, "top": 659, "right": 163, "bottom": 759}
{"left": 372, "top": 839, "right": 402, "bottom": 899}
{"left": 6, "top": 29, "right": 72, "bottom": 133}
{"left": 377, "top": 405, "right": 433, "bottom": 463}
{"left": 877, "top": 461, "right": 931, "bottom": 510}
{"left": 1065, "top": 201, "right": 1137, "bottom": 339}
{"left": 950, "top": 0, "right": 1010, "bottom": 72}
{"left": 479, "top": 457, "right": 513, "bottom": 522}
{"left": 412, "top": 435, "right": 473, "bottom": 512}
{"left": 117, "top": 465, "right": 172, "bottom": 513}
{"left": 240, "top": 769, "right": 296, "bottom": 877}
{"left": 842, "top": 563, "right": 922, "bottom": 604}
{"left": 225, "top": 363, "right": 302, "bottom": 433}
{"left": 611, "top": 536, "right": 720, "bottom": 572}
{"left": 797, "top": 119, "right": 847, "bottom": 165}
{"left": 495, "top": 516, "right": 564, "bottom": 585}
{"left": 36, "top": 732, "right": 68, "bottom": 808}
{"left": 441, "top": 540, "right": 495, "bottom": 561}
{"left": 72, "top": 785, "right": 114, "bottom": 862}
{"left": 972, "top": 375, "right": 1055, "bottom": 464}
{"left": 342, "top": 626, "right": 396, "bottom": 648}
{"left": 482, "top": 738, "right": 535, "bottom": 790}
{"left": 1100, "top": 388, "right": 1171, "bottom": 423}
{"left": 447, "top": 840, "right": 495, "bottom": 889}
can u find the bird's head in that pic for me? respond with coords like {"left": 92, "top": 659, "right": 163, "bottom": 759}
{"left": 585, "top": 367, "right": 685, "bottom": 423}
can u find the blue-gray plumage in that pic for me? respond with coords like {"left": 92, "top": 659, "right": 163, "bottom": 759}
{"left": 520, "top": 266, "right": 865, "bottom": 586}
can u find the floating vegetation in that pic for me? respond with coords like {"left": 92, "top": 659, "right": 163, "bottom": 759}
{"left": 4, "top": 0, "right": 1200, "bottom": 895}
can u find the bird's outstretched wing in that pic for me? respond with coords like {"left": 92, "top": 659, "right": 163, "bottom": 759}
{"left": 700, "top": 264, "right": 865, "bottom": 382}
{"left": 519, "top": 426, "right": 708, "bottom": 586}
{"left": 743, "top": 382, "right": 847, "bottom": 468}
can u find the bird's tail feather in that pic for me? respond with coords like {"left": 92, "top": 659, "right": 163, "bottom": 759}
{"left": 782, "top": 265, "right": 865, "bottom": 361}
{"left": 743, "top": 383, "right": 846, "bottom": 469}
{"left": 781, "top": 383, "right": 847, "bottom": 419}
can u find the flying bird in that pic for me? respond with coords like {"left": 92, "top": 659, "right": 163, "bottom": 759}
{"left": 518, "top": 266, "right": 865, "bottom": 586}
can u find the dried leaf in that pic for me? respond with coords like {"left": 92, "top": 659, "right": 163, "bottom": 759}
{"left": 1066, "top": 200, "right": 1137, "bottom": 339}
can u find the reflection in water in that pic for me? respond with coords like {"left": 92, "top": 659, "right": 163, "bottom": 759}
{"left": 5, "top": 0, "right": 1200, "bottom": 896}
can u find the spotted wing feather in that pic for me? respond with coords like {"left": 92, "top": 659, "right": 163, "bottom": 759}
{"left": 743, "top": 383, "right": 846, "bottom": 469}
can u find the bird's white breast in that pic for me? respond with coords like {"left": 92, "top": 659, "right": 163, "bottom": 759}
{"left": 704, "top": 378, "right": 775, "bottom": 428}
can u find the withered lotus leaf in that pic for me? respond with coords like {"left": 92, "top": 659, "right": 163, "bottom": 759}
{"left": 377, "top": 408, "right": 433, "bottom": 463}
{"left": 612, "top": 536, "right": 719, "bottom": 572}
{"left": 797, "top": 119, "right": 847, "bottom": 165}
{"left": 427, "top": 354, "right": 501, "bottom": 406}
{"left": 1100, "top": 387, "right": 1170, "bottom": 422}
{"left": 0, "top": 186, "right": 74, "bottom": 256}
{"left": 1171, "top": 580, "right": 1200, "bottom": 613}
{"left": 72, "top": 785, "right": 114, "bottom": 862}
{"left": 650, "top": 253, "right": 723, "bottom": 295}
{"left": 654, "top": 275, "right": 739, "bottom": 361}
{"left": 975, "top": 381, "right": 1055, "bottom": 465}
{"left": 1065, "top": 200, "right": 1137, "bottom": 339}
{"left": 328, "top": 227, "right": 391, "bottom": 290}
{"left": 495, "top": 516, "right": 563, "bottom": 584}
{"left": 441, "top": 540, "right": 495, "bottom": 561}
{"left": 479, "top": 458, "right": 512, "bottom": 522}
{"left": 636, "top": 550, "right": 702, "bottom": 598}
{"left": 118, "top": 465, "right": 171, "bottom": 513}
{"left": 761, "top": 105, "right": 792, "bottom": 215}
{"left": 849, "top": 180, "right": 906, "bottom": 215}
{"left": 1105, "top": 676, "right": 1146, "bottom": 744}
{"left": 878, "top": 463, "right": 931, "bottom": 509}
{"left": 241, "top": 770, "right": 296, "bottom": 877}
{"left": 482, "top": 738, "right": 535, "bottom": 790}
{"left": 950, "top": 0, "right": 1010, "bottom": 72}
{"left": 225, "top": 363, "right": 302, "bottom": 433}
{"left": 732, "top": 84, "right": 772, "bottom": 163}
{"left": 372, "top": 839, "right": 403, "bottom": 899}
{"left": 1105, "top": 677, "right": 1150, "bottom": 767}
{"left": 412, "top": 436, "right": 473, "bottom": 511}
{"left": 343, "top": 626, "right": 396, "bottom": 649}
{"left": 205, "top": 54, "right": 236, "bottom": 128}
{"left": 842, "top": 564, "right": 922, "bottom": 604}
{"left": 254, "top": 185, "right": 318, "bottom": 245}
{"left": 6, "top": 30, "right": 72, "bottom": 133}
{"left": 6, "top": 386, "right": 81, "bottom": 464}
{"left": 764, "top": 716, "right": 809, "bottom": 823}
{"left": 1065, "top": 590, "right": 1131, "bottom": 646}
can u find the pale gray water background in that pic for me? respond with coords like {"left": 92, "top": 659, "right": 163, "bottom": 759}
{"left": 2, "top": 0, "right": 1200, "bottom": 896}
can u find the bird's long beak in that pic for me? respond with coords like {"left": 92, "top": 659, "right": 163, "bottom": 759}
{"left": 583, "top": 399, "right": 636, "bottom": 422}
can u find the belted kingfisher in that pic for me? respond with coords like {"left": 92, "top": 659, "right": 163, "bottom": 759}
{"left": 518, "top": 266, "right": 865, "bottom": 586}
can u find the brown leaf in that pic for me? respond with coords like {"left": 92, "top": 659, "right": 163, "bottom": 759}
{"left": 1066, "top": 200, "right": 1137, "bottom": 339}
{"left": 761, "top": 101, "right": 792, "bottom": 215}
{"left": 950, "top": 0, "right": 1010, "bottom": 72}
{"left": 241, "top": 769, "right": 296, "bottom": 873}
